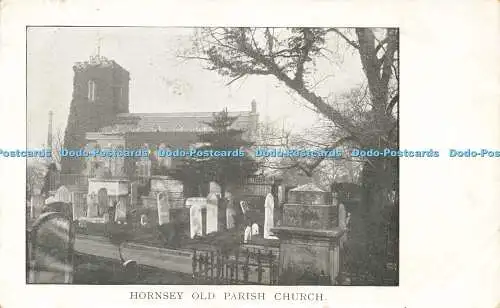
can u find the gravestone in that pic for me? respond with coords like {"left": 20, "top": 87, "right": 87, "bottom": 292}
{"left": 97, "top": 188, "right": 108, "bottom": 217}
{"left": 226, "top": 207, "right": 236, "bottom": 229}
{"left": 140, "top": 214, "right": 148, "bottom": 226}
{"left": 115, "top": 200, "right": 127, "bottom": 222}
{"left": 28, "top": 212, "right": 75, "bottom": 283}
{"left": 264, "top": 193, "right": 277, "bottom": 239}
{"left": 86, "top": 192, "right": 98, "bottom": 218}
{"left": 187, "top": 197, "right": 217, "bottom": 238}
{"left": 272, "top": 183, "right": 344, "bottom": 285}
{"left": 206, "top": 193, "right": 219, "bottom": 233}
{"left": 225, "top": 192, "right": 236, "bottom": 229}
{"left": 251, "top": 223, "right": 259, "bottom": 235}
{"left": 278, "top": 185, "right": 285, "bottom": 204}
{"left": 157, "top": 192, "right": 170, "bottom": 225}
{"left": 244, "top": 225, "right": 252, "bottom": 243}
{"left": 30, "top": 195, "right": 45, "bottom": 219}
{"left": 54, "top": 186, "right": 71, "bottom": 204}
{"left": 240, "top": 200, "right": 250, "bottom": 215}
{"left": 187, "top": 198, "right": 205, "bottom": 238}
{"left": 130, "top": 181, "right": 140, "bottom": 206}
{"left": 338, "top": 203, "right": 347, "bottom": 230}
{"left": 209, "top": 181, "right": 221, "bottom": 194}
{"left": 70, "top": 192, "right": 86, "bottom": 220}
{"left": 338, "top": 202, "right": 348, "bottom": 248}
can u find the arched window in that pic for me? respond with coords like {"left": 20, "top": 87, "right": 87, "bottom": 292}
{"left": 88, "top": 80, "right": 96, "bottom": 101}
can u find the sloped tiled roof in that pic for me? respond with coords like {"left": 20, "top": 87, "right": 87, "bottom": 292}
{"left": 100, "top": 111, "right": 254, "bottom": 133}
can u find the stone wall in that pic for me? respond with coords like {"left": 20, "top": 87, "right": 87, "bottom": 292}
{"left": 62, "top": 59, "right": 129, "bottom": 174}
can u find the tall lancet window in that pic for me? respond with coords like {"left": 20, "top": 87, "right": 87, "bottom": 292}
{"left": 88, "top": 80, "right": 96, "bottom": 102}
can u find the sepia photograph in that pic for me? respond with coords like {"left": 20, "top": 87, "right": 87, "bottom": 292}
{"left": 25, "top": 26, "right": 400, "bottom": 286}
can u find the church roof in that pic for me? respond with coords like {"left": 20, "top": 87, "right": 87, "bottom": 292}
{"left": 100, "top": 110, "right": 255, "bottom": 133}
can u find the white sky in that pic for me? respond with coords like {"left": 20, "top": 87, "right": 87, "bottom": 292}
{"left": 27, "top": 27, "right": 364, "bottom": 148}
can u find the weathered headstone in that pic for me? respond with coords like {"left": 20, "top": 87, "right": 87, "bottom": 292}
{"left": 28, "top": 212, "right": 75, "bottom": 283}
{"left": 86, "top": 192, "right": 98, "bottom": 218}
{"left": 272, "top": 182, "right": 344, "bottom": 285}
{"left": 338, "top": 203, "right": 347, "bottom": 230}
{"left": 157, "top": 192, "right": 170, "bottom": 225}
{"left": 187, "top": 197, "right": 207, "bottom": 238}
{"left": 97, "top": 188, "right": 108, "bottom": 217}
{"left": 226, "top": 207, "right": 236, "bottom": 230}
{"left": 244, "top": 225, "right": 252, "bottom": 243}
{"left": 115, "top": 199, "right": 127, "bottom": 222}
{"left": 30, "top": 195, "right": 44, "bottom": 219}
{"left": 278, "top": 185, "right": 285, "bottom": 204}
{"left": 264, "top": 193, "right": 277, "bottom": 239}
{"left": 209, "top": 181, "right": 221, "bottom": 194}
{"left": 130, "top": 181, "right": 140, "bottom": 206}
{"left": 205, "top": 193, "right": 219, "bottom": 234}
{"left": 54, "top": 186, "right": 71, "bottom": 204}
{"left": 140, "top": 214, "right": 148, "bottom": 226}
{"left": 70, "top": 192, "right": 86, "bottom": 220}
{"left": 225, "top": 192, "right": 236, "bottom": 229}
{"left": 251, "top": 223, "right": 259, "bottom": 235}
{"left": 240, "top": 200, "right": 249, "bottom": 215}
{"left": 338, "top": 203, "right": 348, "bottom": 248}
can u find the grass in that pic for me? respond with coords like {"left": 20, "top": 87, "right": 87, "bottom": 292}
{"left": 77, "top": 221, "right": 248, "bottom": 253}
{"left": 73, "top": 253, "right": 194, "bottom": 284}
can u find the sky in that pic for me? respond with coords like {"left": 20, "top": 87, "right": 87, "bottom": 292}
{"left": 27, "top": 27, "right": 364, "bottom": 148}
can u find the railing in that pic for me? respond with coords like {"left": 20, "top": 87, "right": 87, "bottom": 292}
{"left": 192, "top": 248, "right": 279, "bottom": 285}
{"left": 37, "top": 173, "right": 89, "bottom": 192}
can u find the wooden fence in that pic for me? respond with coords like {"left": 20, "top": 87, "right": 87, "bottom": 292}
{"left": 192, "top": 248, "right": 279, "bottom": 285}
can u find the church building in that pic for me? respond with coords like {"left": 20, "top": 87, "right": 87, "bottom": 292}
{"left": 60, "top": 54, "right": 259, "bottom": 224}
{"left": 61, "top": 54, "right": 259, "bottom": 179}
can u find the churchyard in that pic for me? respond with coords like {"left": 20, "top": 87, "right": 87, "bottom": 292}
{"left": 26, "top": 27, "right": 399, "bottom": 286}
{"left": 27, "top": 171, "right": 370, "bottom": 285}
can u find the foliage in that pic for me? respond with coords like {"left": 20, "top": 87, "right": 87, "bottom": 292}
{"left": 180, "top": 108, "right": 259, "bottom": 198}
{"left": 185, "top": 27, "right": 399, "bottom": 283}
{"left": 26, "top": 160, "right": 47, "bottom": 199}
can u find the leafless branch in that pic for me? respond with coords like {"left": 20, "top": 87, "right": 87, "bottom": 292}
{"left": 328, "top": 28, "right": 360, "bottom": 49}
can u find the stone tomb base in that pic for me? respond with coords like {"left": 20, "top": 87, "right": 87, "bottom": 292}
{"left": 272, "top": 226, "right": 344, "bottom": 285}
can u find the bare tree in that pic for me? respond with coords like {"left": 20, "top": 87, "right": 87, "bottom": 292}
{"left": 51, "top": 127, "right": 64, "bottom": 168}
{"left": 184, "top": 27, "right": 399, "bottom": 283}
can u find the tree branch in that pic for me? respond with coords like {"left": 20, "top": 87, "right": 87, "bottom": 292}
{"left": 328, "top": 28, "right": 360, "bottom": 49}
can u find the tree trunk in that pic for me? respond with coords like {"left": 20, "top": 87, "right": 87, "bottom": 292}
{"left": 219, "top": 183, "right": 227, "bottom": 231}
{"left": 347, "top": 156, "right": 397, "bottom": 284}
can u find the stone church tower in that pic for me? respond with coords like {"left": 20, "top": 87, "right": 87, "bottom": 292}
{"left": 61, "top": 55, "right": 130, "bottom": 174}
